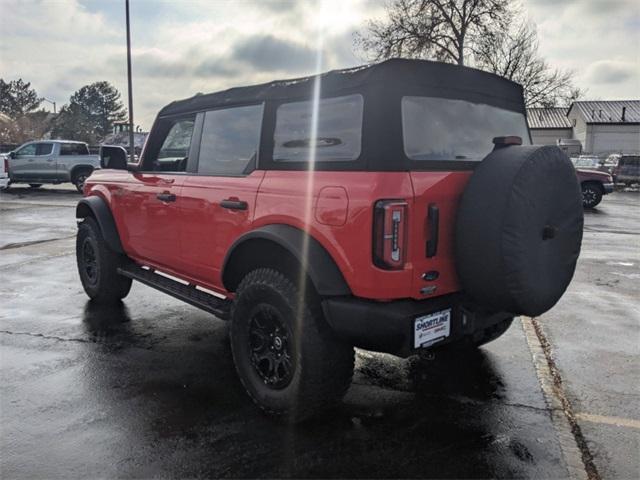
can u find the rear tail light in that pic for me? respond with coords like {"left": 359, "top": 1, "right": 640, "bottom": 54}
{"left": 3, "top": 157, "right": 7, "bottom": 174}
{"left": 373, "top": 199, "right": 408, "bottom": 270}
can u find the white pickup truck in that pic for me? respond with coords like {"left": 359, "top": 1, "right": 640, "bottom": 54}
{"left": 1, "top": 153, "right": 9, "bottom": 190}
{"left": 6, "top": 140, "right": 100, "bottom": 192}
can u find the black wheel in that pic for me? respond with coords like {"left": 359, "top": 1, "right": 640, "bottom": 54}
{"left": 230, "top": 268, "right": 354, "bottom": 422}
{"left": 73, "top": 169, "right": 92, "bottom": 193}
{"left": 582, "top": 183, "right": 603, "bottom": 208}
{"left": 29, "top": 183, "right": 42, "bottom": 188}
{"left": 76, "top": 217, "right": 132, "bottom": 303}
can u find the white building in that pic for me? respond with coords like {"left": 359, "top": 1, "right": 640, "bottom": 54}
{"left": 527, "top": 107, "right": 573, "bottom": 145}
{"left": 527, "top": 100, "right": 640, "bottom": 156}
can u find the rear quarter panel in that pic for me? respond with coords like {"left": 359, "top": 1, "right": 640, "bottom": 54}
{"left": 254, "top": 171, "right": 415, "bottom": 299}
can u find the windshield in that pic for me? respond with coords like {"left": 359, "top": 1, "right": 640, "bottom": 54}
{"left": 574, "top": 157, "right": 600, "bottom": 168}
{"left": 402, "top": 96, "right": 530, "bottom": 161}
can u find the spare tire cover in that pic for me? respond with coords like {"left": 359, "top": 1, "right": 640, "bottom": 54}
{"left": 455, "top": 145, "right": 583, "bottom": 317}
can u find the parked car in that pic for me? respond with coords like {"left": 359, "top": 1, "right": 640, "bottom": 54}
{"left": 75, "top": 59, "right": 584, "bottom": 421}
{"left": 571, "top": 154, "right": 617, "bottom": 175}
{"left": 0, "top": 154, "right": 9, "bottom": 190}
{"left": 6, "top": 140, "right": 100, "bottom": 192}
{"left": 575, "top": 168, "right": 614, "bottom": 208}
{"left": 612, "top": 154, "right": 640, "bottom": 185}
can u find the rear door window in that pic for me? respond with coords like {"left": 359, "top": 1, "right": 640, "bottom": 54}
{"left": 402, "top": 96, "right": 530, "bottom": 162}
{"left": 197, "top": 104, "right": 263, "bottom": 176}
{"left": 60, "top": 143, "right": 88, "bottom": 155}
{"left": 273, "top": 94, "right": 363, "bottom": 162}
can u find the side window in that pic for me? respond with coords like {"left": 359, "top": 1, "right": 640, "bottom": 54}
{"left": 144, "top": 117, "right": 196, "bottom": 172}
{"left": 35, "top": 143, "right": 53, "bottom": 155}
{"left": 198, "top": 105, "right": 263, "bottom": 176}
{"left": 60, "top": 143, "right": 88, "bottom": 155}
{"left": 273, "top": 94, "right": 363, "bottom": 162}
{"left": 16, "top": 144, "right": 37, "bottom": 156}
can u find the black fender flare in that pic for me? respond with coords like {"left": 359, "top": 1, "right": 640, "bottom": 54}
{"left": 76, "top": 196, "right": 124, "bottom": 253}
{"left": 222, "top": 224, "right": 351, "bottom": 296}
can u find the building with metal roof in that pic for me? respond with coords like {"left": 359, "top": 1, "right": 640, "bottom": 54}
{"left": 527, "top": 100, "right": 640, "bottom": 156}
{"left": 568, "top": 100, "right": 640, "bottom": 125}
{"left": 526, "top": 107, "right": 573, "bottom": 147}
{"left": 568, "top": 101, "right": 639, "bottom": 155}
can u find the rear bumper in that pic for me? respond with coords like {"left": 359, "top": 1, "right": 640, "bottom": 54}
{"left": 322, "top": 294, "right": 512, "bottom": 357}
{"left": 603, "top": 183, "right": 614, "bottom": 194}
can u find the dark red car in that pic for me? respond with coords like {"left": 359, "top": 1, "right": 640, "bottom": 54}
{"left": 575, "top": 168, "right": 614, "bottom": 208}
{"left": 76, "top": 59, "right": 584, "bottom": 421}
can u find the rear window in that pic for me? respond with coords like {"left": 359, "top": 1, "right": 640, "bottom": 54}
{"left": 402, "top": 97, "right": 530, "bottom": 162}
{"left": 60, "top": 143, "right": 88, "bottom": 155}
{"left": 273, "top": 94, "right": 363, "bottom": 162}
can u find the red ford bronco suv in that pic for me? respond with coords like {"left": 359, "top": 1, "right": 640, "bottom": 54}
{"left": 76, "top": 59, "right": 584, "bottom": 421}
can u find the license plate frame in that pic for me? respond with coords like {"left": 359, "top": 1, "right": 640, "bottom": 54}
{"left": 414, "top": 308, "right": 451, "bottom": 349}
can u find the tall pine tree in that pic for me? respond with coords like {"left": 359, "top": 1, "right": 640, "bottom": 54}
{"left": 52, "top": 81, "right": 127, "bottom": 143}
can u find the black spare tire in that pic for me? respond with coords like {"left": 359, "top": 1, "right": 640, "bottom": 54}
{"left": 455, "top": 145, "right": 583, "bottom": 317}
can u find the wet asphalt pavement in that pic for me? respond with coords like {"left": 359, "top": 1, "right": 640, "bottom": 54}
{"left": 1, "top": 185, "right": 638, "bottom": 479}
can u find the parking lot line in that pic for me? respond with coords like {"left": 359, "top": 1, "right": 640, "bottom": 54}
{"left": 575, "top": 413, "right": 640, "bottom": 430}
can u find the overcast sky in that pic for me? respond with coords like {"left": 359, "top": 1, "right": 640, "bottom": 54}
{"left": 1, "top": 0, "right": 638, "bottom": 128}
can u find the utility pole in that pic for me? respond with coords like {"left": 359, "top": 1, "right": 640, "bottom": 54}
{"left": 125, "top": 0, "right": 135, "bottom": 162}
{"left": 42, "top": 98, "right": 56, "bottom": 113}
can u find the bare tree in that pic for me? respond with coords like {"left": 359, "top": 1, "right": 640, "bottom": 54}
{"left": 356, "top": 0, "right": 581, "bottom": 106}
{"left": 474, "top": 21, "right": 582, "bottom": 107}
{"left": 355, "top": 0, "right": 510, "bottom": 66}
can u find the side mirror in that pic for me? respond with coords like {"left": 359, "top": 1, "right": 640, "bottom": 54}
{"left": 8, "top": 151, "right": 15, "bottom": 159}
{"left": 100, "top": 145, "right": 128, "bottom": 170}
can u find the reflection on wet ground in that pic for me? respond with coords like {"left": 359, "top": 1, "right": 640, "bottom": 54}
{"left": 9, "top": 186, "right": 628, "bottom": 478}
{"left": 18, "top": 298, "right": 553, "bottom": 479}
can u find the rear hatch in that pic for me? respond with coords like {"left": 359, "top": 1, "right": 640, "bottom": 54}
{"left": 401, "top": 96, "right": 531, "bottom": 299}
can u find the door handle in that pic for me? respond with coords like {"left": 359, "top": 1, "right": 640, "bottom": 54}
{"left": 220, "top": 198, "right": 248, "bottom": 210}
{"left": 426, "top": 203, "right": 439, "bottom": 258}
{"left": 156, "top": 192, "right": 176, "bottom": 202}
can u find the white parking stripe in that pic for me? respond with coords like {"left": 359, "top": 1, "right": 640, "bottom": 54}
{"left": 575, "top": 413, "right": 640, "bottom": 430}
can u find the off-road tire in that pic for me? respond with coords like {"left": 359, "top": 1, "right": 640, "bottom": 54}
{"left": 581, "top": 183, "right": 603, "bottom": 208}
{"left": 29, "top": 183, "right": 42, "bottom": 188}
{"left": 76, "top": 217, "right": 132, "bottom": 303}
{"left": 73, "top": 169, "right": 92, "bottom": 193}
{"left": 230, "top": 268, "right": 354, "bottom": 422}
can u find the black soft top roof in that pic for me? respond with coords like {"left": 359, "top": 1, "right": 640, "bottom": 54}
{"left": 158, "top": 58, "right": 525, "bottom": 117}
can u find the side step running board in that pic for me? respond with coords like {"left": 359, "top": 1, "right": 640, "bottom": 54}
{"left": 118, "top": 264, "right": 231, "bottom": 320}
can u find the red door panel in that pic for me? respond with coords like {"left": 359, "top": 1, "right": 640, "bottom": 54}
{"left": 118, "top": 172, "right": 186, "bottom": 271}
{"left": 179, "top": 171, "right": 265, "bottom": 291}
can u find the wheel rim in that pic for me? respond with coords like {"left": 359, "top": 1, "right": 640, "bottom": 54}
{"left": 248, "top": 304, "right": 293, "bottom": 389}
{"left": 82, "top": 237, "right": 98, "bottom": 286}
{"left": 77, "top": 174, "right": 87, "bottom": 190}
{"left": 583, "top": 188, "right": 597, "bottom": 207}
